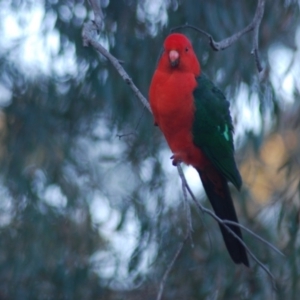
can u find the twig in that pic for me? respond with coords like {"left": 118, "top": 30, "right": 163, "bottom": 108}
{"left": 116, "top": 132, "right": 136, "bottom": 139}
{"left": 176, "top": 164, "right": 282, "bottom": 256}
{"left": 178, "top": 165, "right": 193, "bottom": 236}
{"left": 177, "top": 165, "right": 213, "bottom": 251}
{"left": 156, "top": 231, "right": 189, "bottom": 300}
{"left": 171, "top": 0, "right": 265, "bottom": 72}
{"left": 223, "top": 220, "right": 284, "bottom": 257}
{"left": 251, "top": 0, "right": 265, "bottom": 72}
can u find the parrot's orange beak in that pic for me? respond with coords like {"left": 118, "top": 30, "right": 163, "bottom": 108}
{"left": 169, "top": 50, "right": 179, "bottom": 67}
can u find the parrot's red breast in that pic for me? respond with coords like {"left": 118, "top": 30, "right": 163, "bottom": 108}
{"left": 149, "top": 34, "right": 207, "bottom": 168}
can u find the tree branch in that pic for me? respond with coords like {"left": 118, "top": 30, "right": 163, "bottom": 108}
{"left": 171, "top": 0, "right": 265, "bottom": 72}
{"left": 82, "top": 1, "right": 151, "bottom": 112}
{"left": 222, "top": 220, "right": 284, "bottom": 257}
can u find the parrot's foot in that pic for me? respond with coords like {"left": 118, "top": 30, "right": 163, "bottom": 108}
{"left": 170, "top": 154, "right": 182, "bottom": 166}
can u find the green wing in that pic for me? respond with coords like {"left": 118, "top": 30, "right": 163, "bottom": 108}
{"left": 192, "top": 74, "right": 242, "bottom": 190}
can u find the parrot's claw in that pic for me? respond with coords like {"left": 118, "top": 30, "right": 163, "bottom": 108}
{"left": 170, "top": 154, "right": 182, "bottom": 166}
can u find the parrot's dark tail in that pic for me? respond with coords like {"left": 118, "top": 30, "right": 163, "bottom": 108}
{"left": 196, "top": 168, "right": 249, "bottom": 267}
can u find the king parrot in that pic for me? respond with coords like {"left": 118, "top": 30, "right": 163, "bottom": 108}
{"left": 149, "top": 33, "right": 249, "bottom": 266}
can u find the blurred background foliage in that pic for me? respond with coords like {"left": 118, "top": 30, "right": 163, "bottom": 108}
{"left": 0, "top": 0, "right": 300, "bottom": 299}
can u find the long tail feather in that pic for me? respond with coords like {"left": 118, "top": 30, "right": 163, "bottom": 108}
{"left": 196, "top": 168, "right": 249, "bottom": 267}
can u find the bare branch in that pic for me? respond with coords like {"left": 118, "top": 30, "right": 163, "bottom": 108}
{"left": 178, "top": 164, "right": 194, "bottom": 235}
{"left": 171, "top": 0, "right": 265, "bottom": 72}
{"left": 251, "top": 0, "right": 265, "bottom": 72}
{"left": 171, "top": 23, "right": 254, "bottom": 51}
{"left": 82, "top": 5, "right": 151, "bottom": 112}
{"left": 223, "top": 220, "right": 284, "bottom": 257}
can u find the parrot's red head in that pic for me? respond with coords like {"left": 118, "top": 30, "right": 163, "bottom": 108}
{"left": 158, "top": 33, "right": 201, "bottom": 76}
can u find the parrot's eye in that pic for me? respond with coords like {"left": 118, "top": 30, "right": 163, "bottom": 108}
{"left": 185, "top": 47, "right": 189, "bottom": 52}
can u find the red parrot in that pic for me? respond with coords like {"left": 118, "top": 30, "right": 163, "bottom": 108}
{"left": 149, "top": 33, "right": 249, "bottom": 266}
